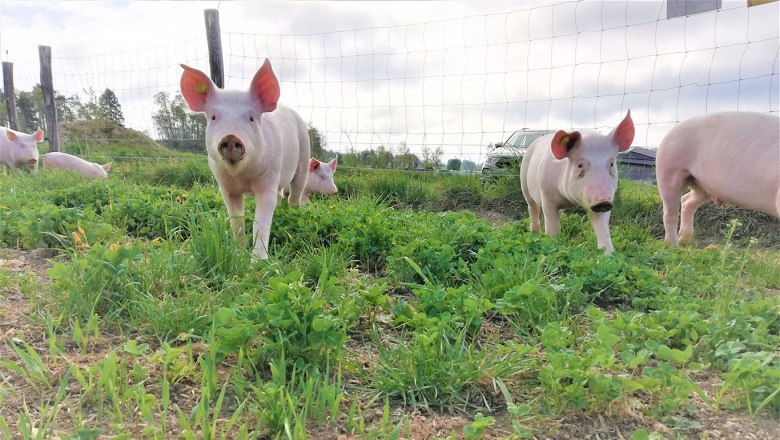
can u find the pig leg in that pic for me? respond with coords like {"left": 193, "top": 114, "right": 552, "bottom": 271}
{"left": 220, "top": 188, "right": 246, "bottom": 241}
{"left": 541, "top": 198, "right": 561, "bottom": 235}
{"left": 527, "top": 199, "right": 542, "bottom": 233}
{"left": 287, "top": 164, "right": 308, "bottom": 207}
{"left": 678, "top": 188, "right": 709, "bottom": 246}
{"left": 588, "top": 211, "right": 614, "bottom": 255}
{"left": 658, "top": 171, "right": 688, "bottom": 247}
{"left": 251, "top": 189, "right": 279, "bottom": 259}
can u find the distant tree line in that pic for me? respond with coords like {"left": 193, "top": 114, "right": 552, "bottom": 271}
{"left": 1, "top": 85, "right": 473, "bottom": 171}
{"left": 1, "top": 85, "right": 124, "bottom": 133}
{"left": 336, "top": 141, "right": 448, "bottom": 170}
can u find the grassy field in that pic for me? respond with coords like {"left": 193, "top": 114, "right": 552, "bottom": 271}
{"left": 0, "top": 146, "right": 778, "bottom": 439}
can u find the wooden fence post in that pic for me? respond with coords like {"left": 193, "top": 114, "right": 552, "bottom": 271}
{"left": 38, "top": 45, "right": 60, "bottom": 152}
{"left": 204, "top": 9, "right": 224, "bottom": 88}
{"left": 2, "top": 62, "right": 20, "bottom": 130}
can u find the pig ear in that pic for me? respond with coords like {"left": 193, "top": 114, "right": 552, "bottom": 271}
{"left": 34, "top": 128, "right": 44, "bottom": 142}
{"left": 328, "top": 158, "right": 337, "bottom": 172}
{"left": 610, "top": 110, "right": 635, "bottom": 152}
{"left": 102, "top": 163, "right": 112, "bottom": 172}
{"left": 309, "top": 158, "right": 320, "bottom": 173}
{"left": 250, "top": 58, "right": 280, "bottom": 113}
{"left": 180, "top": 64, "right": 215, "bottom": 112}
{"left": 5, "top": 129, "right": 17, "bottom": 142}
{"left": 551, "top": 130, "right": 581, "bottom": 160}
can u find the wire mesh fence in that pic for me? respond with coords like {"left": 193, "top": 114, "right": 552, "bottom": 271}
{"left": 1, "top": 0, "right": 778, "bottom": 172}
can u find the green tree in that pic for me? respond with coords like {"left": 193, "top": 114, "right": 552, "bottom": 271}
{"left": 77, "top": 87, "right": 104, "bottom": 120}
{"left": 394, "top": 141, "right": 415, "bottom": 169}
{"left": 372, "top": 145, "right": 393, "bottom": 169}
{"left": 16, "top": 90, "right": 42, "bottom": 133}
{"left": 421, "top": 145, "right": 444, "bottom": 170}
{"left": 308, "top": 123, "right": 327, "bottom": 158}
{"left": 151, "top": 91, "right": 206, "bottom": 151}
{"left": 55, "top": 93, "right": 81, "bottom": 122}
{"left": 99, "top": 88, "right": 125, "bottom": 126}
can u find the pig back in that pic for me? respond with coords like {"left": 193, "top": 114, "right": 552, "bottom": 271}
{"left": 520, "top": 133, "right": 565, "bottom": 204}
{"left": 262, "top": 106, "right": 311, "bottom": 190}
{"left": 660, "top": 112, "right": 779, "bottom": 216}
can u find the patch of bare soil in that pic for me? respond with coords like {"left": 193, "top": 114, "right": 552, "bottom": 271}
{"left": 473, "top": 210, "right": 514, "bottom": 227}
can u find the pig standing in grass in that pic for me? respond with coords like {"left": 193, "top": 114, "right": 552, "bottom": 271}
{"left": 0, "top": 127, "right": 43, "bottom": 172}
{"left": 303, "top": 157, "right": 338, "bottom": 201}
{"left": 43, "top": 152, "right": 111, "bottom": 179}
{"left": 519, "top": 111, "right": 635, "bottom": 255}
{"left": 656, "top": 111, "right": 779, "bottom": 246}
{"left": 180, "top": 59, "right": 310, "bottom": 259}
{"left": 279, "top": 156, "right": 339, "bottom": 203}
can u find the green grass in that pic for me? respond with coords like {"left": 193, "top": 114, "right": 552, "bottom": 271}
{"left": 0, "top": 153, "right": 779, "bottom": 438}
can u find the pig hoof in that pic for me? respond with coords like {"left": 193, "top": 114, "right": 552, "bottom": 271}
{"left": 678, "top": 235, "right": 694, "bottom": 246}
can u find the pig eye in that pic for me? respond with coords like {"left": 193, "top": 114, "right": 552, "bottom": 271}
{"left": 249, "top": 116, "right": 254, "bottom": 122}
{"left": 211, "top": 115, "right": 216, "bottom": 121}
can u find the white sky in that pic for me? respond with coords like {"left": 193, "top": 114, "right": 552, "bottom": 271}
{"left": 1, "top": 0, "right": 779, "bottom": 162}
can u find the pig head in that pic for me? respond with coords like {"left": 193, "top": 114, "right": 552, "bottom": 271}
{"left": 519, "top": 111, "right": 634, "bottom": 255}
{"left": 656, "top": 111, "right": 779, "bottom": 246}
{"left": 0, "top": 127, "right": 43, "bottom": 172}
{"left": 304, "top": 157, "right": 338, "bottom": 199}
{"left": 180, "top": 59, "right": 310, "bottom": 259}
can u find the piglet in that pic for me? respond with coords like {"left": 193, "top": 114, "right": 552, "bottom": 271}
{"left": 0, "top": 127, "right": 43, "bottom": 172}
{"left": 43, "top": 152, "right": 111, "bottom": 179}
{"left": 519, "top": 111, "right": 635, "bottom": 255}
{"left": 180, "top": 59, "right": 310, "bottom": 259}
{"left": 656, "top": 111, "right": 779, "bottom": 246}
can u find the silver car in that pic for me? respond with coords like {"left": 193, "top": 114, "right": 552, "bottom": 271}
{"left": 481, "top": 129, "right": 553, "bottom": 174}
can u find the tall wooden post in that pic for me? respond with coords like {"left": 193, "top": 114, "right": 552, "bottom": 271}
{"left": 38, "top": 45, "right": 60, "bottom": 152}
{"left": 204, "top": 9, "right": 224, "bottom": 88}
{"left": 2, "top": 62, "right": 19, "bottom": 130}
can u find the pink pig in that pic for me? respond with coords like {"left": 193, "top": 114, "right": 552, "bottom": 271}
{"left": 43, "top": 152, "right": 111, "bottom": 179}
{"left": 278, "top": 157, "right": 338, "bottom": 203}
{"left": 0, "top": 127, "right": 43, "bottom": 171}
{"left": 303, "top": 157, "right": 338, "bottom": 201}
{"left": 520, "top": 111, "right": 635, "bottom": 255}
{"left": 180, "top": 59, "right": 310, "bottom": 259}
{"left": 656, "top": 111, "right": 779, "bottom": 246}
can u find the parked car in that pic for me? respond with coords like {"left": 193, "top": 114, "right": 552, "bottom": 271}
{"left": 481, "top": 129, "right": 553, "bottom": 175}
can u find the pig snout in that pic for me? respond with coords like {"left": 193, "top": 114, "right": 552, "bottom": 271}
{"left": 218, "top": 135, "right": 245, "bottom": 163}
{"left": 590, "top": 201, "right": 613, "bottom": 213}
{"left": 28, "top": 158, "right": 38, "bottom": 165}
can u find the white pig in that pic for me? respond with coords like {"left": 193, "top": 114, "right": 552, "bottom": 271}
{"left": 656, "top": 111, "right": 779, "bottom": 246}
{"left": 180, "top": 59, "right": 310, "bottom": 259}
{"left": 303, "top": 157, "right": 338, "bottom": 201}
{"left": 519, "top": 111, "right": 635, "bottom": 255}
{"left": 279, "top": 156, "right": 339, "bottom": 203}
{"left": 42, "top": 152, "right": 111, "bottom": 179}
{"left": 0, "top": 127, "right": 43, "bottom": 172}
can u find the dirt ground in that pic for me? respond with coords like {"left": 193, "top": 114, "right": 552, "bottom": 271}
{"left": 1, "top": 248, "right": 778, "bottom": 439}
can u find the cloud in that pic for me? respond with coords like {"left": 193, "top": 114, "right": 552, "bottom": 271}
{"left": 1, "top": 0, "right": 778, "bottom": 162}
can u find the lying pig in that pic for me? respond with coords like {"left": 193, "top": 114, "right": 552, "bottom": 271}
{"left": 0, "top": 127, "right": 43, "bottom": 171}
{"left": 520, "top": 111, "right": 635, "bottom": 255}
{"left": 656, "top": 111, "right": 779, "bottom": 246}
{"left": 180, "top": 59, "right": 310, "bottom": 259}
{"left": 43, "top": 152, "right": 111, "bottom": 179}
